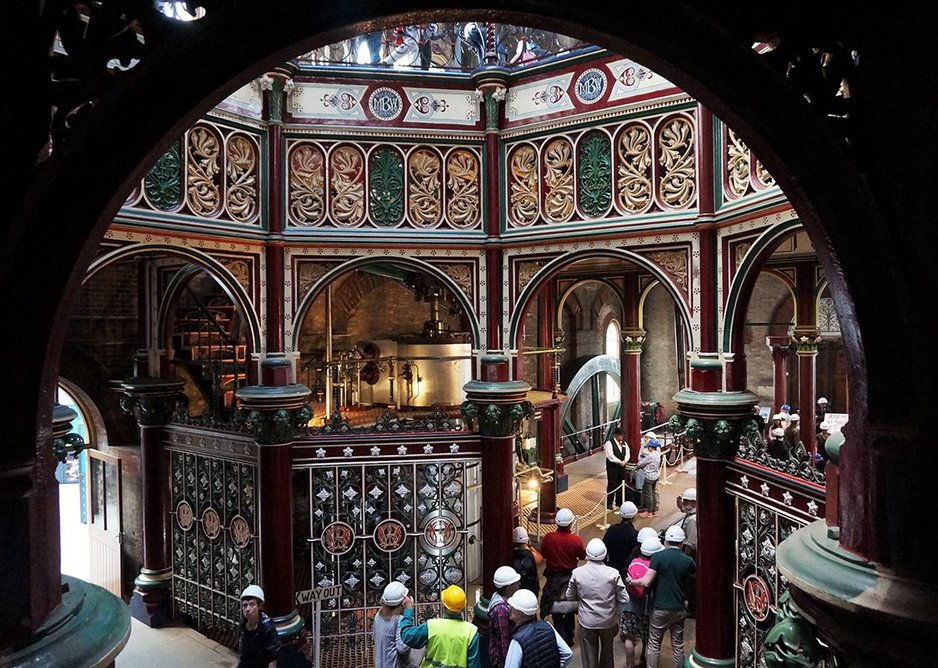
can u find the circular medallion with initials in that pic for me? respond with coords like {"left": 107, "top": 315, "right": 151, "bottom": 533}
{"left": 368, "top": 87, "right": 403, "bottom": 121}
{"left": 742, "top": 573, "right": 773, "bottom": 622}
{"left": 373, "top": 519, "right": 407, "bottom": 553}
{"left": 574, "top": 68, "right": 607, "bottom": 104}
{"left": 201, "top": 507, "right": 221, "bottom": 540}
{"left": 419, "top": 510, "right": 459, "bottom": 556}
{"left": 229, "top": 515, "right": 252, "bottom": 548}
{"left": 321, "top": 521, "right": 356, "bottom": 555}
{"left": 176, "top": 501, "right": 194, "bottom": 531}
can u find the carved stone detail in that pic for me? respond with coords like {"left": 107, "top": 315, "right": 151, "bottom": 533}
{"left": 461, "top": 400, "right": 534, "bottom": 438}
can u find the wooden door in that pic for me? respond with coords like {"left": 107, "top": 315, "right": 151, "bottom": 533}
{"left": 86, "top": 449, "right": 123, "bottom": 598}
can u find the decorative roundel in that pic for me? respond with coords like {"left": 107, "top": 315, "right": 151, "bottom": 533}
{"left": 321, "top": 521, "right": 356, "bottom": 556}
{"left": 368, "top": 87, "right": 404, "bottom": 121}
{"left": 176, "top": 501, "right": 194, "bottom": 531}
{"left": 229, "top": 515, "right": 252, "bottom": 548}
{"left": 574, "top": 68, "right": 608, "bottom": 104}
{"left": 420, "top": 510, "right": 460, "bottom": 556}
{"left": 742, "top": 573, "right": 773, "bottom": 622}
{"left": 373, "top": 518, "right": 407, "bottom": 553}
{"left": 201, "top": 507, "right": 221, "bottom": 540}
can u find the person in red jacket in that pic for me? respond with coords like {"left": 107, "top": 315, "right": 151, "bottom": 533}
{"left": 539, "top": 508, "right": 586, "bottom": 646}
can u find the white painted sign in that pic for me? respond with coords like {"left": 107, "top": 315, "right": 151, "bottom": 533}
{"left": 289, "top": 83, "right": 368, "bottom": 120}
{"left": 295, "top": 584, "right": 342, "bottom": 606}
{"left": 605, "top": 58, "right": 675, "bottom": 102}
{"left": 505, "top": 73, "right": 575, "bottom": 122}
{"left": 403, "top": 87, "right": 480, "bottom": 125}
{"left": 823, "top": 413, "right": 849, "bottom": 433}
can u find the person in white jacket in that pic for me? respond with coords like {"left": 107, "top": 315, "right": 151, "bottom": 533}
{"left": 565, "top": 538, "right": 629, "bottom": 668}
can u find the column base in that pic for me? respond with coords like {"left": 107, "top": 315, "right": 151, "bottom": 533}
{"left": 5, "top": 575, "right": 130, "bottom": 666}
{"left": 271, "top": 609, "right": 311, "bottom": 668}
{"left": 777, "top": 520, "right": 938, "bottom": 667}
{"left": 129, "top": 567, "right": 173, "bottom": 627}
{"left": 685, "top": 648, "right": 735, "bottom": 667}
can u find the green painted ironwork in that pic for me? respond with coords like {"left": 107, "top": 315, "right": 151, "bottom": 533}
{"left": 144, "top": 142, "right": 182, "bottom": 210}
{"left": 577, "top": 130, "right": 612, "bottom": 217}
{"left": 369, "top": 147, "right": 405, "bottom": 226}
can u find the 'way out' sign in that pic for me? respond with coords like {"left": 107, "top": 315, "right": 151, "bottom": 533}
{"left": 295, "top": 585, "right": 342, "bottom": 606}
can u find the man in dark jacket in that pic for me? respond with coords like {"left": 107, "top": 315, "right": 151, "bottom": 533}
{"left": 504, "top": 589, "right": 572, "bottom": 667}
{"left": 238, "top": 585, "right": 280, "bottom": 668}
{"left": 601, "top": 501, "right": 639, "bottom": 574}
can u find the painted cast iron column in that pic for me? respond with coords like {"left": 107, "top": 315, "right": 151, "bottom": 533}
{"left": 765, "top": 336, "right": 791, "bottom": 412}
{"left": 669, "top": 363, "right": 759, "bottom": 668}
{"left": 118, "top": 376, "right": 186, "bottom": 627}
{"left": 462, "top": 355, "right": 533, "bottom": 597}
{"left": 236, "top": 358, "right": 311, "bottom": 658}
{"left": 536, "top": 397, "right": 562, "bottom": 519}
{"left": 792, "top": 331, "right": 819, "bottom": 452}
{"left": 621, "top": 329, "right": 645, "bottom": 458}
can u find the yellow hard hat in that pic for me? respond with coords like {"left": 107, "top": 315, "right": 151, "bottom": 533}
{"left": 440, "top": 584, "right": 467, "bottom": 612}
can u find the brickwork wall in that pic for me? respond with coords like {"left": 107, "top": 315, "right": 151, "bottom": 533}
{"left": 742, "top": 273, "right": 794, "bottom": 408}
{"left": 640, "top": 283, "right": 681, "bottom": 418}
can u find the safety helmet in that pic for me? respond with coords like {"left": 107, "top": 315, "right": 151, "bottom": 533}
{"left": 637, "top": 527, "right": 658, "bottom": 543}
{"left": 819, "top": 421, "right": 830, "bottom": 431}
{"left": 641, "top": 537, "right": 664, "bottom": 556}
{"left": 665, "top": 525, "right": 686, "bottom": 543}
{"left": 781, "top": 404, "right": 791, "bottom": 412}
{"left": 619, "top": 501, "right": 639, "bottom": 518}
{"left": 586, "top": 538, "right": 608, "bottom": 561}
{"left": 817, "top": 397, "right": 828, "bottom": 404}
{"left": 381, "top": 581, "right": 409, "bottom": 606}
{"left": 790, "top": 413, "right": 801, "bottom": 422}
{"left": 507, "top": 589, "right": 539, "bottom": 616}
{"left": 771, "top": 427, "right": 785, "bottom": 438}
{"left": 493, "top": 566, "right": 521, "bottom": 588}
{"left": 441, "top": 584, "right": 467, "bottom": 612}
{"left": 240, "top": 584, "right": 265, "bottom": 603}
{"left": 512, "top": 526, "right": 530, "bottom": 544}
{"left": 647, "top": 439, "right": 661, "bottom": 448}
{"left": 681, "top": 488, "right": 697, "bottom": 502}
{"left": 555, "top": 508, "right": 575, "bottom": 527}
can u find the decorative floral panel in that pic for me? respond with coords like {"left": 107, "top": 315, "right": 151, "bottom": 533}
{"left": 656, "top": 113, "right": 697, "bottom": 210}
{"left": 407, "top": 148, "right": 444, "bottom": 228}
{"left": 614, "top": 122, "right": 653, "bottom": 215}
{"left": 185, "top": 124, "right": 223, "bottom": 217}
{"left": 329, "top": 145, "right": 367, "bottom": 227}
{"left": 144, "top": 142, "right": 182, "bottom": 211}
{"left": 295, "top": 457, "right": 481, "bottom": 656}
{"left": 224, "top": 133, "right": 259, "bottom": 222}
{"left": 368, "top": 146, "right": 405, "bottom": 227}
{"left": 725, "top": 128, "right": 752, "bottom": 200}
{"left": 507, "top": 144, "right": 539, "bottom": 226}
{"left": 542, "top": 137, "right": 576, "bottom": 222}
{"left": 444, "top": 148, "right": 481, "bottom": 229}
{"left": 576, "top": 130, "right": 613, "bottom": 218}
{"left": 170, "top": 450, "right": 257, "bottom": 633}
{"left": 288, "top": 143, "right": 327, "bottom": 226}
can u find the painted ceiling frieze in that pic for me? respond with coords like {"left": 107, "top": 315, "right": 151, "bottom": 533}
{"left": 128, "top": 121, "right": 263, "bottom": 227}
{"left": 505, "top": 110, "right": 696, "bottom": 230}
{"left": 506, "top": 73, "right": 576, "bottom": 122}
{"left": 290, "top": 83, "right": 369, "bottom": 120}
{"left": 403, "top": 88, "right": 480, "bottom": 125}
{"left": 605, "top": 58, "right": 676, "bottom": 102}
{"left": 287, "top": 140, "right": 482, "bottom": 232}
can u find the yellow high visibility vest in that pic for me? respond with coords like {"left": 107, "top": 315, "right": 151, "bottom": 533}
{"left": 421, "top": 618, "right": 477, "bottom": 668}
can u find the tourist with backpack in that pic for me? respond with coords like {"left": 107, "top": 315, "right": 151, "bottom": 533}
{"left": 619, "top": 537, "right": 663, "bottom": 668}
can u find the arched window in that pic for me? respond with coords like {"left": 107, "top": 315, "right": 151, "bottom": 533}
{"left": 605, "top": 319, "right": 620, "bottom": 401}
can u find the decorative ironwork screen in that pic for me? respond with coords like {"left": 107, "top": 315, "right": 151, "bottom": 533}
{"left": 168, "top": 440, "right": 258, "bottom": 634}
{"left": 727, "top": 462, "right": 825, "bottom": 668}
{"left": 294, "top": 453, "right": 482, "bottom": 658}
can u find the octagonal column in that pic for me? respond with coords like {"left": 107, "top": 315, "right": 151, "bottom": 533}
{"left": 462, "top": 355, "right": 533, "bottom": 597}
{"left": 236, "top": 358, "right": 311, "bottom": 651}
{"left": 118, "top": 376, "right": 185, "bottom": 627}
{"left": 669, "top": 381, "right": 760, "bottom": 668}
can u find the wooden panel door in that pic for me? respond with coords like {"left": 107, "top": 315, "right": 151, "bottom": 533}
{"left": 86, "top": 449, "right": 123, "bottom": 598}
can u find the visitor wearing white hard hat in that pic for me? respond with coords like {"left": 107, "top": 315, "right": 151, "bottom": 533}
{"left": 238, "top": 584, "right": 280, "bottom": 668}
{"left": 784, "top": 413, "right": 808, "bottom": 461}
{"left": 511, "top": 525, "right": 542, "bottom": 597}
{"left": 374, "top": 581, "right": 413, "bottom": 668}
{"left": 601, "top": 500, "right": 640, "bottom": 574}
{"left": 816, "top": 421, "right": 833, "bottom": 472}
{"left": 636, "top": 438, "right": 663, "bottom": 517}
{"left": 504, "top": 589, "right": 573, "bottom": 667}
{"left": 627, "top": 517, "right": 696, "bottom": 668}
{"left": 675, "top": 488, "right": 698, "bottom": 559}
{"left": 489, "top": 566, "right": 522, "bottom": 667}
{"left": 565, "top": 538, "right": 629, "bottom": 668}
{"left": 400, "top": 584, "right": 479, "bottom": 668}
{"left": 619, "top": 536, "right": 664, "bottom": 667}
{"left": 539, "top": 508, "right": 585, "bottom": 646}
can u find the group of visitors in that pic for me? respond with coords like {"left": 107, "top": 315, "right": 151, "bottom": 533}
{"left": 764, "top": 399, "right": 835, "bottom": 469}
{"left": 605, "top": 429, "right": 663, "bottom": 519}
